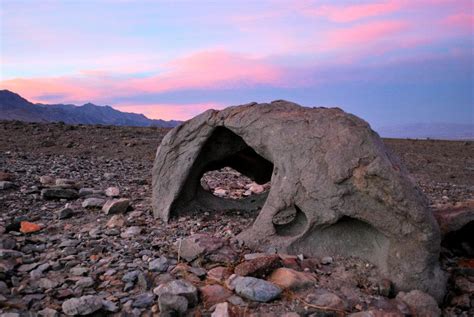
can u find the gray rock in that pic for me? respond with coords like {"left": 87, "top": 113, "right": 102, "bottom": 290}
{"left": 0, "top": 181, "right": 14, "bottom": 190}
{"left": 102, "top": 299, "right": 119, "bottom": 312}
{"left": 122, "top": 270, "right": 139, "bottom": 283}
{"left": 57, "top": 207, "right": 74, "bottom": 219}
{"left": 120, "top": 226, "right": 142, "bottom": 239}
{"left": 396, "top": 290, "right": 441, "bottom": 317}
{"left": 233, "top": 276, "right": 281, "bottom": 302}
{"left": 30, "top": 263, "right": 50, "bottom": 279}
{"left": 70, "top": 267, "right": 89, "bottom": 276}
{"left": 321, "top": 256, "right": 333, "bottom": 265}
{"left": 152, "top": 101, "right": 446, "bottom": 301}
{"left": 158, "top": 293, "right": 188, "bottom": 315}
{"left": 0, "top": 249, "right": 23, "bottom": 259}
{"left": 0, "top": 281, "right": 8, "bottom": 295}
{"left": 154, "top": 279, "right": 198, "bottom": 306}
{"left": 102, "top": 198, "right": 130, "bottom": 214}
{"left": 41, "top": 188, "right": 78, "bottom": 200}
{"left": 149, "top": 256, "right": 169, "bottom": 272}
{"left": 62, "top": 295, "right": 103, "bottom": 315}
{"left": 212, "top": 302, "right": 231, "bottom": 317}
{"left": 38, "top": 308, "right": 58, "bottom": 317}
{"left": 82, "top": 197, "right": 105, "bottom": 208}
{"left": 305, "top": 292, "right": 346, "bottom": 311}
{"left": 75, "top": 277, "right": 94, "bottom": 289}
{"left": 38, "top": 278, "right": 59, "bottom": 290}
{"left": 132, "top": 292, "right": 155, "bottom": 308}
{"left": 105, "top": 186, "right": 120, "bottom": 197}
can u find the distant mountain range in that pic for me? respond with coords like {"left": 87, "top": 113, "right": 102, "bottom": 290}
{"left": 377, "top": 123, "right": 473, "bottom": 140}
{"left": 0, "top": 90, "right": 181, "bottom": 128}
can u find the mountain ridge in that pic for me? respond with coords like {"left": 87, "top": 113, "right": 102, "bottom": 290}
{"left": 0, "top": 90, "right": 181, "bottom": 128}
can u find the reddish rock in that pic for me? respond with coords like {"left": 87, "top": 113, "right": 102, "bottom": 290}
{"left": 268, "top": 268, "right": 316, "bottom": 290}
{"left": 0, "top": 172, "right": 14, "bottom": 181}
{"left": 281, "top": 257, "right": 301, "bottom": 271}
{"left": 207, "top": 266, "right": 233, "bottom": 283}
{"left": 20, "top": 221, "right": 41, "bottom": 234}
{"left": 200, "top": 284, "right": 233, "bottom": 308}
{"left": 234, "top": 255, "right": 281, "bottom": 278}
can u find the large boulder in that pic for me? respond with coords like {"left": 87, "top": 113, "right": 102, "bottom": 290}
{"left": 152, "top": 101, "right": 446, "bottom": 300}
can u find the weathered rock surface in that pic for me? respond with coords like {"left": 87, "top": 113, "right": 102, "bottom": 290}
{"left": 152, "top": 101, "right": 446, "bottom": 300}
{"left": 396, "top": 290, "right": 441, "bottom": 317}
{"left": 61, "top": 295, "right": 103, "bottom": 315}
{"left": 102, "top": 198, "right": 130, "bottom": 214}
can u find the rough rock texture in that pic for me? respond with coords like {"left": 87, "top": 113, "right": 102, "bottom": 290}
{"left": 152, "top": 101, "right": 446, "bottom": 300}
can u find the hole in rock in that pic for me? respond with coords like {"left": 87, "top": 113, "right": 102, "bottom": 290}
{"left": 273, "top": 205, "right": 308, "bottom": 236}
{"left": 442, "top": 221, "right": 474, "bottom": 257}
{"left": 171, "top": 127, "right": 274, "bottom": 218}
{"left": 288, "top": 216, "right": 389, "bottom": 270}
{"left": 200, "top": 166, "right": 270, "bottom": 199}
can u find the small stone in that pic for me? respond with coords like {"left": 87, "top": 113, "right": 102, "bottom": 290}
{"left": 69, "top": 266, "right": 89, "bottom": 276}
{"left": 38, "top": 278, "right": 59, "bottom": 290}
{"left": 321, "top": 256, "right": 333, "bottom": 265}
{"left": 207, "top": 266, "right": 233, "bottom": 283}
{"left": 396, "top": 290, "right": 441, "bottom": 317}
{"left": 62, "top": 295, "right": 103, "bottom": 315}
{"left": 214, "top": 188, "right": 227, "bottom": 197}
{"left": 38, "top": 308, "right": 58, "bottom": 317}
{"left": 19, "top": 221, "right": 41, "bottom": 234}
{"left": 102, "top": 299, "right": 119, "bottom": 312}
{"left": 122, "top": 270, "right": 139, "bottom": 283}
{"left": 0, "top": 281, "right": 8, "bottom": 295}
{"left": 57, "top": 207, "right": 74, "bottom": 219}
{"left": 120, "top": 226, "right": 142, "bottom": 239}
{"left": 234, "top": 254, "right": 280, "bottom": 277}
{"left": 158, "top": 293, "right": 188, "bottom": 315}
{"left": 55, "top": 178, "right": 79, "bottom": 188}
{"left": 212, "top": 302, "right": 232, "bottom": 317}
{"left": 105, "top": 186, "right": 120, "bottom": 197}
{"left": 200, "top": 284, "right": 233, "bottom": 308}
{"left": 154, "top": 279, "right": 198, "bottom": 306}
{"left": 233, "top": 276, "right": 282, "bottom": 302}
{"left": 268, "top": 267, "right": 316, "bottom": 290}
{"left": 132, "top": 292, "right": 155, "bottom": 308}
{"left": 0, "top": 181, "right": 14, "bottom": 190}
{"left": 82, "top": 197, "right": 105, "bottom": 208}
{"left": 106, "top": 214, "right": 125, "bottom": 228}
{"left": 75, "top": 277, "right": 94, "bottom": 289}
{"left": 102, "top": 198, "right": 130, "bottom": 214}
{"left": 30, "top": 263, "right": 50, "bottom": 279}
{"left": 39, "top": 175, "right": 55, "bottom": 185}
{"left": 41, "top": 188, "right": 78, "bottom": 200}
{"left": 249, "top": 183, "right": 265, "bottom": 194}
{"left": 149, "top": 256, "right": 169, "bottom": 272}
{"left": 305, "top": 292, "right": 346, "bottom": 311}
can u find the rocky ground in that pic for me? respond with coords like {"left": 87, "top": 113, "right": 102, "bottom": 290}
{"left": 0, "top": 120, "right": 473, "bottom": 317}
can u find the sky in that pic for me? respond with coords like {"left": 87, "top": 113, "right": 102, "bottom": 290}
{"left": 0, "top": 0, "right": 472, "bottom": 128}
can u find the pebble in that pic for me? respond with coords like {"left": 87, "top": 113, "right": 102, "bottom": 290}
{"left": 41, "top": 188, "right": 78, "bottom": 200}
{"left": 0, "top": 181, "right": 15, "bottom": 190}
{"left": 268, "top": 267, "right": 316, "bottom": 290}
{"left": 149, "top": 256, "right": 169, "bottom": 272}
{"left": 38, "top": 308, "right": 58, "bottom": 317}
{"left": 120, "top": 226, "right": 142, "bottom": 239}
{"left": 62, "top": 295, "right": 103, "bottom": 315}
{"left": 232, "top": 276, "right": 282, "bottom": 302}
{"left": 105, "top": 186, "right": 120, "bottom": 197}
{"left": 321, "top": 256, "right": 333, "bottom": 265}
{"left": 396, "top": 290, "right": 441, "bottom": 317}
{"left": 212, "top": 302, "right": 232, "bottom": 317}
{"left": 57, "top": 207, "right": 74, "bottom": 219}
{"left": 82, "top": 197, "right": 105, "bottom": 208}
{"left": 154, "top": 279, "right": 198, "bottom": 306}
{"left": 102, "top": 198, "right": 130, "bottom": 214}
{"left": 132, "top": 292, "right": 155, "bottom": 308}
{"left": 158, "top": 293, "right": 188, "bottom": 315}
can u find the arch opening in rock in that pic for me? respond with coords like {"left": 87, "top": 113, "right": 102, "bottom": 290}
{"left": 169, "top": 126, "right": 274, "bottom": 218}
{"left": 441, "top": 221, "right": 474, "bottom": 257}
{"left": 272, "top": 205, "right": 308, "bottom": 236}
{"left": 200, "top": 166, "right": 270, "bottom": 200}
{"left": 288, "top": 216, "right": 390, "bottom": 272}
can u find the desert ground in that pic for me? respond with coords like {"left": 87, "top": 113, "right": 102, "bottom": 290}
{"left": 0, "top": 120, "right": 472, "bottom": 316}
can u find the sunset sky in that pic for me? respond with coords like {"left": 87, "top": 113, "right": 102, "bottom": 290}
{"left": 0, "top": 0, "right": 472, "bottom": 127}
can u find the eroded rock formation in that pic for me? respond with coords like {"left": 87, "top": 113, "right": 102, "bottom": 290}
{"left": 152, "top": 100, "right": 446, "bottom": 300}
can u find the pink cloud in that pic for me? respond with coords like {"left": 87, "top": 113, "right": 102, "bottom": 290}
{"left": 127, "top": 50, "right": 283, "bottom": 93}
{"left": 305, "top": 1, "right": 403, "bottom": 22}
{"left": 321, "top": 20, "right": 409, "bottom": 51}
{"left": 441, "top": 13, "right": 473, "bottom": 31}
{"left": 114, "top": 103, "right": 226, "bottom": 121}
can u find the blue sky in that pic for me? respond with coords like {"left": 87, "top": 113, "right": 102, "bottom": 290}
{"left": 0, "top": 0, "right": 472, "bottom": 127}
